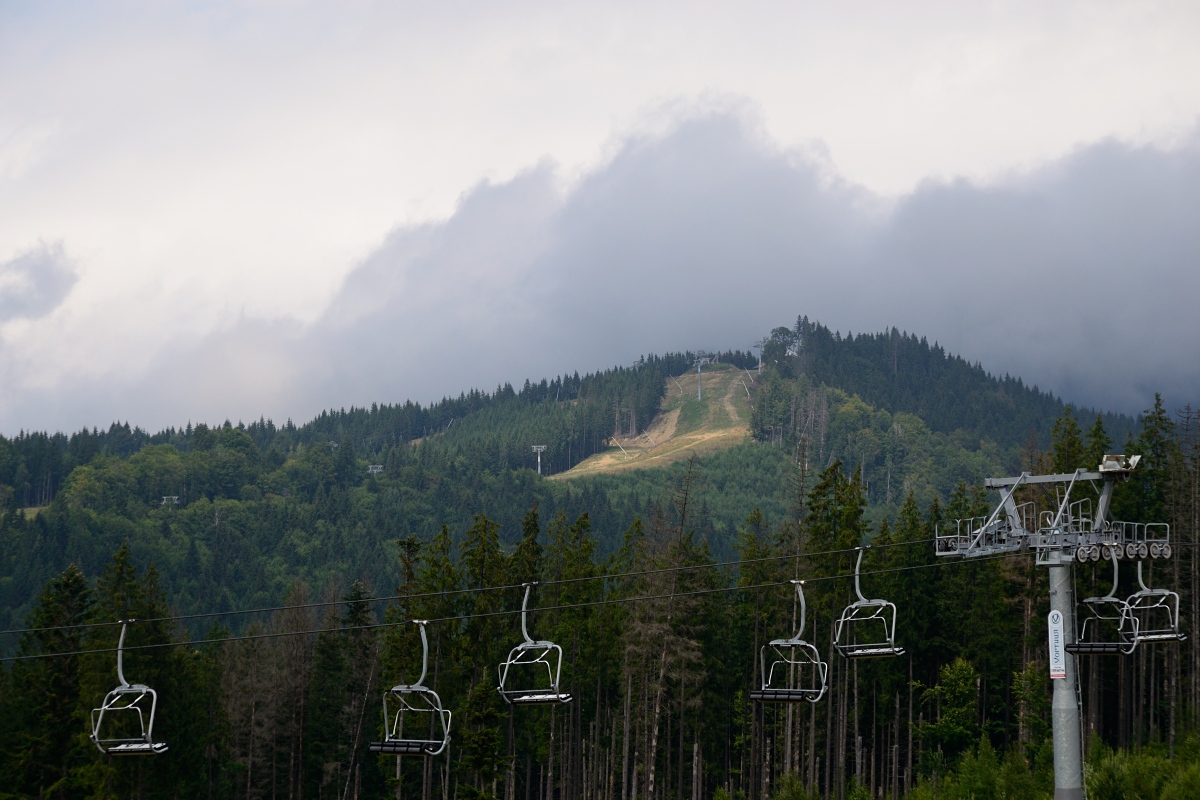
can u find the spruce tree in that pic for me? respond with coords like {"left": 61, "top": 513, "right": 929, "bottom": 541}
{"left": 2, "top": 563, "right": 92, "bottom": 798}
{"left": 1051, "top": 406, "right": 1085, "bottom": 473}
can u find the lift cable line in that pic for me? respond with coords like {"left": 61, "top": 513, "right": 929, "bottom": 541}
{"left": 26, "top": 533, "right": 1199, "bottom": 645}
{"left": 0, "top": 536, "right": 942, "bottom": 640}
{"left": 1, "top": 549, "right": 1034, "bottom": 664}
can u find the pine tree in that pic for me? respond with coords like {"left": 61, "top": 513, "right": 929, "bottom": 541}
{"left": 1051, "top": 406, "right": 1085, "bottom": 473}
{"left": 1085, "top": 414, "right": 1112, "bottom": 472}
{"left": 2, "top": 563, "right": 92, "bottom": 798}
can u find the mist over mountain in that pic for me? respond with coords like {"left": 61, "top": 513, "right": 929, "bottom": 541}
{"left": 2, "top": 112, "right": 1196, "bottom": 434}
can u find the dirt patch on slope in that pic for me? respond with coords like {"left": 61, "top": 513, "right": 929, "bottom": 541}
{"left": 554, "top": 364, "right": 754, "bottom": 480}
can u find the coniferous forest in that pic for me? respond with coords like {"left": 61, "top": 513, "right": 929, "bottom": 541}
{"left": 2, "top": 318, "right": 1199, "bottom": 799}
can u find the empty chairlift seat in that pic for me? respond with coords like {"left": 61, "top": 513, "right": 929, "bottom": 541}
{"left": 497, "top": 583, "right": 572, "bottom": 706}
{"left": 750, "top": 580, "right": 828, "bottom": 704}
{"left": 90, "top": 621, "right": 169, "bottom": 756}
{"left": 1068, "top": 546, "right": 1137, "bottom": 656}
{"left": 1126, "top": 561, "right": 1187, "bottom": 647}
{"left": 833, "top": 547, "right": 905, "bottom": 659}
{"left": 370, "top": 621, "right": 452, "bottom": 756}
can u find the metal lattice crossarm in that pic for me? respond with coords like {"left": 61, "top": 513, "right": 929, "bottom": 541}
{"left": 935, "top": 455, "right": 1168, "bottom": 566}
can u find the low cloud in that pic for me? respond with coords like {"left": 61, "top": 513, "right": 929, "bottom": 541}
{"left": 0, "top": 243, "right": 77, "bottom": 322}
{"left": 3, "top": 112, "right": 1198, "bottom": 432}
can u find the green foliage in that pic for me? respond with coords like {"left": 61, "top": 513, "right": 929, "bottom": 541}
{"left": 1051, "top": 405, "right": 1085, "bottom": 473}
{"left": 1160, "top": 762, "right": 1200, "bottom": 800}
{"left": 1086, "top": 739, "right": 1174, "bottom": 800}
{"left": 675, "top": 398, "right": 709, "bottom": 436}
{"left": 770, "top": 771, "right": 812, "bottom": 800}
{"left": 0, "top": 323, "right": 1193, "bottom": 800}
{"left": 921, "top": 657, "right": 980, "bottom": 759}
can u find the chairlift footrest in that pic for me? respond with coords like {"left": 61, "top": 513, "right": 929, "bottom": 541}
{"left": 105, "top": 742, "right": 169, "bottom": 755}
{"left": 836, "top": 645, "right": 905, "bottom": 659}
{"left": 504, "top": 691, "right": 573, "bottom": 705}
{"left": 1065, "top": 642, "right": 1128, "bottom": 655}
{"left": 750, "top": 689, "right": 822, "bottom": 704}
{"left": 370, "top": 740, "right": 444, "bottom": 756}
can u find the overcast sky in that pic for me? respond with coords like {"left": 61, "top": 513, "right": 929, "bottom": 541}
{"left": 2, "top": 1, "right": 1198, "bottom": 434}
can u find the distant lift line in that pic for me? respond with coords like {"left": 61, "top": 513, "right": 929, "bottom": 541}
{"left": 531, "top": 445, "right": 547, "bottom": 475}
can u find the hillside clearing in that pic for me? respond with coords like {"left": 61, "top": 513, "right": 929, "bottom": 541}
{"left": 553, "top": 363, "right": 756, "bottom": 479}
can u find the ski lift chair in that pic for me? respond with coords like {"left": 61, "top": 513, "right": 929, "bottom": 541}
{"left": 497, "top": 583, "right": 572, "bottom": 705}
{"left": 750, "top": 581, "right": 828, "bottom": 704}
{"left": 1067, "top": 547, "right": 1137, "bottom": 656}
{"left": 1126, "top": 561, "right": 1187, "bottom": 646}
{"left": 370, "top": 621, "right": 452, "bottom": 756}
{"left": 90, "top": 621, "right": 169, "bottom": 755}
{"left": 833, "top": 548, "right": 905, "bottom": 659}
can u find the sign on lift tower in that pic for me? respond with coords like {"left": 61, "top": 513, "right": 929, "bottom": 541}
{"left": 936, "top": 455, "right": 1178, "bottom": 800}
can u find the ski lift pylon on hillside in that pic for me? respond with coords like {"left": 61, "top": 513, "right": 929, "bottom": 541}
{"left": 1126, "top": 560, "right": 1187, "bottom": 647}
{"left": 497, "top": 583, "right": 572, "bottom": 705}
{"left": 750, "top": 580, "right": 828, "bottom": 703}
{"left": 370, "top": 621, "right": 452, "bottom": 756}
{"left": 1067, "top": 546, "right": 1137, "bottom": 655}
{"left": 833, "top": 547, "right": 905, "bottom": 659}
{"left": 90, "top": 621, "right": 169, "bottom": 755}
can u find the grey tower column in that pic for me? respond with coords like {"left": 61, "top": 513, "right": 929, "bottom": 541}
{"left": 1049, "top": 563, "right": 1084, "bottom": 800}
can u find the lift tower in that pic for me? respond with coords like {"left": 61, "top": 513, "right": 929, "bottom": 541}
{"left": 936, "top": 455, "right": 1173, "bottom": 800}
{"left": 694, "top": 353, "right": 710, "bottom": 400}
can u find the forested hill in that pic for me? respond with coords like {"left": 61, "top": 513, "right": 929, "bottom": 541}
{"left": 760, "top": 318, "right": 1135, "bottom": 447}
{"left": 0, "top": 350, "right": 751, "bottom": 510}
{"left": 0, "top": 316, "right": 1152, "bottom": 642}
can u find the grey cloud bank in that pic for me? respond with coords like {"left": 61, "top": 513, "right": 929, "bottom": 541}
{"left": 3, "top": 113, "right": 1198, "bottom": 433}
{"left": 0, "top": 243, "right": 76, "bottom": 321}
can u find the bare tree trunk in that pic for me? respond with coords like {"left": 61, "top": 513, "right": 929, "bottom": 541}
{"left": 824, "top": 639, "right": 834, "bottom": 800}
{"left": 505, "top": 707, "right": 515, "bottom": 800}
{"left": 691, "top": 742, "right": 700, "bottom": 800}
{"left": 647, "top": 644, "right": 669, "bottom": 800}
{"left": 622, "top": 673, "right": 631, "bottom": 800}
{"left": 248, "top": 698, "right": 256, "bottom": 800}
{"left": 893, "top": 694, "right": 900, "bottom": 800}
{"left": 806, "top": 696, "right": 816, "bottom": 795}
{"left": 548, "top": 705, "right": 557, "bottom": 800}
{"left": 678, "top": 665, "right": 686, "bottom": 800}
{"left": 906, "top": 656, "right": 913, "bottom": 795}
